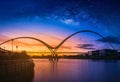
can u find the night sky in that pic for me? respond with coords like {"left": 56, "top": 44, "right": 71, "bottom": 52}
{"left": 0, "top": 0, "right": 120, "bottom": 52}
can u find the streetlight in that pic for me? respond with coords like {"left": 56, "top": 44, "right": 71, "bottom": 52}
{"left": 16, "top": 45, "right": 18, "bottom": 52}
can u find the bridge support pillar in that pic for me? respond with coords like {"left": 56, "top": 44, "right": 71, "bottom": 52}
{"left": 11, "top": 39, "right": 14, "bottom": 53}
{"left": 48, "top": 48, "right": 59, "bottom": 62}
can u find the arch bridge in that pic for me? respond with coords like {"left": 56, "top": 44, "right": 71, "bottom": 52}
{"left": 0, "top": 30, "right": 114, "bottom": 61}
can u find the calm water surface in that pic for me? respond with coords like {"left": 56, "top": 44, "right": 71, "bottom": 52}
{"left": 33, "top": 59, "right": 120, "bottom": 82}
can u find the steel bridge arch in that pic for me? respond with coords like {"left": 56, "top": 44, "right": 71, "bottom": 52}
{"left": 0, "top": 30, "right": 115, "bottom": 56}
{"left": 0, "top": 37, "right": 59, "bottom": 59}
{"left": 55, "top": 30, "right": 114, "bottom": 50}
{"left": 0, "top": 37, "right": 53, "bottom": 49}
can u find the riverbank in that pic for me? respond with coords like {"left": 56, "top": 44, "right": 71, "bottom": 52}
{"left": 0, "top": 59, "right": 34, "bottom": 82}
{"left": 0, "top": 51, "right": 32, "bottom": 60}
{"left": 62, "top": 55, "right": 120, "bottom": 60}
{"left": 32, "top": 55, "right": 120, "bottom": 60}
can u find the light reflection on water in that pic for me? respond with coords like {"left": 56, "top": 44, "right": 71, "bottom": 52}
{"left": 27, "top": 52, "right": 81, "bottom": 56}
{"left": 33, "top": 59, "right": 120, "bottom": 82}
{"left": 1, "top": 59, "right": 120, "bottom": 82}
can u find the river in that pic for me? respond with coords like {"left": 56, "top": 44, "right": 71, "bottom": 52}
{"left": 1, "top": 59, "right": 120, "bottom": 82}
{"left": 33, "top": 59, "right": 120, "bottom": 82}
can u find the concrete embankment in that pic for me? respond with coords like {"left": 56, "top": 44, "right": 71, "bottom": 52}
{"left": 0, "top": 59, "right": 34, "bottom": 82}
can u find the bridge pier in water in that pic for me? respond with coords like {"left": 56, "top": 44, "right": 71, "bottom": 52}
{"left": 48, "top": 48, "right": 59, "bottom": 62}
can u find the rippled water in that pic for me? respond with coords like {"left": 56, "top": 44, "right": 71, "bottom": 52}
{"left": 33, "top": 59, "right": 120, "bottom": 82}
{"left": 1, "top": 59, "right": 120, "bottom": 82}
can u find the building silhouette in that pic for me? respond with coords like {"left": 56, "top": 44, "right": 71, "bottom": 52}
{"left": 89, "top": 49, "right": 118, "bottom": 56}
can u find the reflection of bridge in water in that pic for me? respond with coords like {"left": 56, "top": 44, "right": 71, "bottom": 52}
{"left": 0, "top": 30, "right": 114, "bottom": 61}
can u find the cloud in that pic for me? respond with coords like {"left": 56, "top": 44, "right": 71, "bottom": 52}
{"left": 96, "top": 36, "right": 120, "bottom": 44}
{"left": 60, "top": 45, "right": 72, "bottom": 49}
{"left": 76, "top": 44, "right": 95, "bottom": 50}
{"left": 13, "top": 41, "right": 43, "bottom": 47}
{"left": 0, "top": 34, "right": 10, "bottom": 42}
{"left": 60, "top": 18, "right": 79, "bottom": 25}
{"left": 0, "top": 34, "right": 46, "bottom": 47}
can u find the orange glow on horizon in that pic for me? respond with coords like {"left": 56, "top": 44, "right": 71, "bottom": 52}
{"left": 0, "top": 30, "right": 88, "bottom": 56}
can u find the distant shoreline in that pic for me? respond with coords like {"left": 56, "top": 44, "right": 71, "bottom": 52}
{"left": 31, "top": 55, "right": 120, "bottom": 60}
